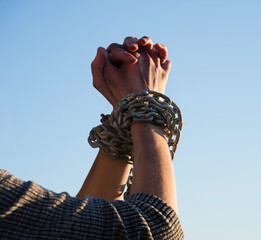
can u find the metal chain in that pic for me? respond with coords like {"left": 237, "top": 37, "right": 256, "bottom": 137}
{"left": 88, "top": 114, "right": 133, "bottom": 164}
{"left": 88, "top": 90, "right": 183, "bottom": 200}
{"left": 110, "top": 90, "right": 183, "bottom": 159}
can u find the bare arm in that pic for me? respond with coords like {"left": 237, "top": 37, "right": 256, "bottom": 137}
{"left": 131, "top": 123, "right": 178, "bottom": 212}
{"left": 76, "top": 150, "right": 131, "bottom": 201}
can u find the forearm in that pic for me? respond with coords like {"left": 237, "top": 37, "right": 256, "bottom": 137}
{"left": 76, "top": 150, "right": 131, "bottom": 201}
{"left": 131, "top": 123, "right": 178, "bottom": 212}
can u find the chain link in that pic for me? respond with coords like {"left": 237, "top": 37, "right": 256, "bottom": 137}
{"left": 88, "top": 114, "right": 133, "bottom": 164}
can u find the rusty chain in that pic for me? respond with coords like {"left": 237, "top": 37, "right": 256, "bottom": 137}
{"left": 88, "top": 114, "right": 133, "bottom": 164}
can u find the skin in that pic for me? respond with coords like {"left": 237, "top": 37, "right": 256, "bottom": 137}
{"left": 77, "top": 37, "right": 178, "bottom": 212}
{"left": 77, "top": 150, "right": 131, "bottom": 201}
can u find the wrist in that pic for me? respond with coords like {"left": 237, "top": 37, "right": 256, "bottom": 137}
{"left": 131, "top": 123, "right": 165, "bottom": 139}
{"left": 131, "top": 123, "right": 168, "bottom": 157}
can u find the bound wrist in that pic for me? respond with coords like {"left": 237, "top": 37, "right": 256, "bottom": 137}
{"left": 131, "top": 123, "right": 165, "bottom": 138}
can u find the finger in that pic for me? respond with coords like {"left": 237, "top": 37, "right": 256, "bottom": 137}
{"left": 123, "top": 36, "right": 139, "bottom": 52}
{"left": 138, "top": 36, "right": 153, "bottom": 52}
{"left": 154, "top": 43, "right": 168, "bottom": 64}
{"left": 162, "top": 59, "right": 172, "bottom": 73}
{"left": 107, "top": 43, "right": 123, "bottom": 53}
{"left": 109, "top": 48, "right": 138, "bottom": 67}
{"left": 91, "top": 47, "right": 118, "bottom": 106}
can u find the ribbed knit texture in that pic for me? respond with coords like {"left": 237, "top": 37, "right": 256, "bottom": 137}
{"left": 0, "top": 169, "right": 184, "bottom": 239}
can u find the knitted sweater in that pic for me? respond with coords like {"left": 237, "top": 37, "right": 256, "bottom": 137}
{"left": 0, "top": 170, "right": 184, "bottom": 239}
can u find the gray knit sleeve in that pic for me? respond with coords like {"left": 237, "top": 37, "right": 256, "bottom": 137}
{"left": 0, "top": 169, "right": 184, "bottom": 239}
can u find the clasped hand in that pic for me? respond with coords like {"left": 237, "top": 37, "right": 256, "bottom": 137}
{"left": 91, "top": 36, "right": 172, "bottom": 109}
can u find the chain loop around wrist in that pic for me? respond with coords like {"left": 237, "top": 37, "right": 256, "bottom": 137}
{"left": 88, "top": 114, "right": 133, "bottom": 164}
{"left": 88, "top": 90, "right": 183, "bottom": 164}
{"left": 110, "top": 90, "right": 183, "bottom": 159}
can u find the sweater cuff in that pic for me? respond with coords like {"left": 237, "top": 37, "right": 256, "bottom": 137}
{"left": 128, "top": 192, "right": 184, "bottom": 239}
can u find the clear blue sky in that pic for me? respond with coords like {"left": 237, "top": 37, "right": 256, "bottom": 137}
{"left": 1, "top": 0, "right": 260, "bottom": 239}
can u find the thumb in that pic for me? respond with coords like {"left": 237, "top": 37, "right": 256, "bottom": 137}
{"left": 91, "top": 47, "right": 118, "bottom": 107}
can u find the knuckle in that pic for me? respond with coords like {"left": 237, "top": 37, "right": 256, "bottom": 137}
{"left": 125, "top": 36, "right": 134, "bottom": 40}
{"left": 91, "top": 60, "right": 97, "bottom": 69}
{"left": 93, "top": 80, "right": 100, "bottom": 90}
{"left": 112, "top": 48, "right": 123, "bottom": 54}
{"left": 109, "top": 48, "right": 124, "bottom": 60}
{"left": 97, "top": 46, "right": 103, "bottom": 52}
{"left": 160, "top": 43, "right": 167, "bottom": 49}
{"left": 107, "top": 43, "right": 121, "bottom": 52}
{"left": 125, "top": 36, "right": 137, "bottom": 43}
{"left": 141, "top": 35, "right": 149, "bottom": 40}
